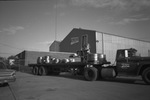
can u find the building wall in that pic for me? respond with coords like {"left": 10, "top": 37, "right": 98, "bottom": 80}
{"left": 96, "top": 32, "right": 150, "bottom": 63}
{"left": 49, "top": 41, "right": 60, "bottom": 52}
{"left": 59, "top": 28, "right": 150, "bottom": 64}
{"left": 60, "top": 28, "right": 96, "bottom": 53}
{"left": 60, "top": 28, "right": 150, "bottom": 63}
{"left": 15, "top": 51, "right": 26, "bottom": 65}
{"left": 24, "top": 51, "right": 73, "bottom": 66}
{"left": 25, "top": 51, "right": 50, "bottom": 66}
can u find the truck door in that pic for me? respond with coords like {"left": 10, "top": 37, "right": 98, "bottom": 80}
{"left": 116, "top": 49, "right": 138, "bottom": 76}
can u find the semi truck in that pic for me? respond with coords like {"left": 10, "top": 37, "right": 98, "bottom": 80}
{"left": 29, "top": 48, "right": 150, "bottom": 85}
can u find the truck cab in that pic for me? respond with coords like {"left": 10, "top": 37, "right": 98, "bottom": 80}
{"left": 116, "top": 48, "right": 139, "bottom": 76}
{"left": 115, "top": 48, "right": 150, "bottom": 84}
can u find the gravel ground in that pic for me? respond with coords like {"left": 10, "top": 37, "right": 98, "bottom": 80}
{"left": 0, "top": 72, "right": 150, "bottom": 100}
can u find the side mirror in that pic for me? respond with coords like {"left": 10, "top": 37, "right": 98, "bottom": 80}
{"left": 125, "top": 50, "right": 128, "bottom": 58}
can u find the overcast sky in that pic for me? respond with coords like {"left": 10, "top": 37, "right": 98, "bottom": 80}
{"left": 0, "top": 0, "right": 150, "bottom": 57}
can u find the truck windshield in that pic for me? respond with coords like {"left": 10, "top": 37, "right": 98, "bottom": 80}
{"left": 117, "top": 49, "right": 137, "bottom": 60}
{"left": 128, "top": 50, "right": 137, "bottom": 57}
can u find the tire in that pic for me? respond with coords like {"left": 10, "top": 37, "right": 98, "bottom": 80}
{"left": 39, "top": 66, "right": 47, "bottom": 76}
{"left": 142, "top": 67, "right": 150, "bottom": 85}
{"left": 33, "top": 66, "right": 39, "bottom": 75}
{"left": 84, "top": 67, "right": 98, "bottom": 81}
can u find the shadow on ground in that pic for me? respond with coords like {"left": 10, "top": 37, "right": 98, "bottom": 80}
{"left": 98, "top": 77, "right": 146, "bottom": 85}
{"left": 21, "top": 70, "right": 147, "bottom": 85}
{"left": 57, "top": 73, "right": 147, "bottom": 85}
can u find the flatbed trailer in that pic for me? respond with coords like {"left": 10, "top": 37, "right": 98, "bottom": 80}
{"left": 29, "top": 61, "right": 110, "bottom": 81}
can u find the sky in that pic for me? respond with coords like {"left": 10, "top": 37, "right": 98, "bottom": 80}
{"left": 0, "top": 0, "right": 150, "bottom": 58}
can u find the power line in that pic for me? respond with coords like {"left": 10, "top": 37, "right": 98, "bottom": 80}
{"left": 55, "top": 0, "right": 58, "bottom": 41}
{"left": 54, "top": 0, "right": 58, "bottom": 51}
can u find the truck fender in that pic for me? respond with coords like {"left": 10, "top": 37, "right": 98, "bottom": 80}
{"left": 138, "top": 64, "right": 150, "bottom": 75}
{"left": 142, "top": 67, "right": 150, "bottom": 85}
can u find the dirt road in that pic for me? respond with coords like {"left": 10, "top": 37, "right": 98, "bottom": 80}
{"left": 0, "top": 72, "right": 150, "bottom": 100}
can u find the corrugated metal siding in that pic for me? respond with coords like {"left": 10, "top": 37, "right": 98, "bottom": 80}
{"left": 96, "top": 32, "right": 150, "bottom": 63}
{"left": 96, "top": 32, "right": 103, "bottom": 53}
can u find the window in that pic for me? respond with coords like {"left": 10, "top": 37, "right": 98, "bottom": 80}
{"left": 81, "top": 34, "right": 88, "bottom": 49}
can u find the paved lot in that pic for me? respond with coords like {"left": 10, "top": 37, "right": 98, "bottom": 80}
{"left": 0, "top": 72, "right": 150, "bottom": 100}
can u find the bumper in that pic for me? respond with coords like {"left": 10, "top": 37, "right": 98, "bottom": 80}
{"left": 0, "top": 75, "right": 16, "bottom": 84}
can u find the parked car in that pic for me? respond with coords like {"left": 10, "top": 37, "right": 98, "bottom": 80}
{"left": 0, "top": 61, "right": 16, "bottom": 85}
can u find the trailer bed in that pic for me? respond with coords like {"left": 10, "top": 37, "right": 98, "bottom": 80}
{"left": 28, "top": 61, "right": 107, "bottom": 68}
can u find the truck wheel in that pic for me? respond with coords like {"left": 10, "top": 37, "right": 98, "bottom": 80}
{"left": 142, "top": 67, "right": 150, "bottom": 85}
{"left": 33, "top": 66, "right": 38, "bottom": 75}
{"left": 39, "top": 66, "right": 47, "bottom": 76}
{"left": 84, "top": 67, "right": 98, "bottom": 81}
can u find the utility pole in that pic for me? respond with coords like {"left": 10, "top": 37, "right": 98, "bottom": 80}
{"left": 102, "top": 32, "right": 104, "bottom": 54}
{"left": 55, "top": 0, "right": 57, "bottom": 41}
{"left": 54, "top": 0, "right": 58, "bottom": 51}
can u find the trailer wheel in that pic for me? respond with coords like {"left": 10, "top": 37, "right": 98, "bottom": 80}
{"left": 84, "top": 67, "right": 98, "bottom": 81}
{"left": 33, "top": 66, "right": 39, "bottom": 75}
{"left": 142, "top": 67, "right": 150, "bottom": 85}
{"left": 39, "top": 66, "right": 47, "bottom": 76}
